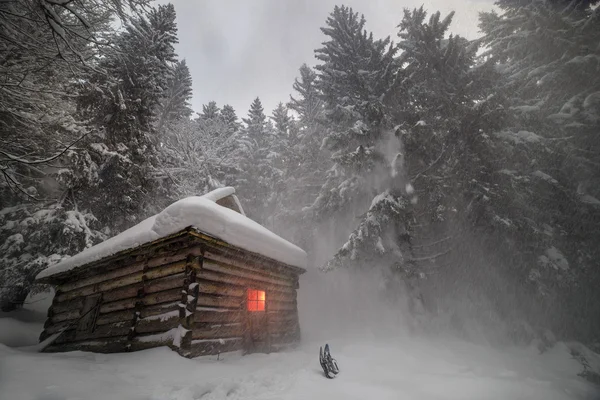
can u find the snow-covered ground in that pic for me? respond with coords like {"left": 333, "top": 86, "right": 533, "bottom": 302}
{"left": 1, "top": 274, "right": 599, "bottom": 400}
{"left": 1, "top": 333, "right": 597, "bottom": 400}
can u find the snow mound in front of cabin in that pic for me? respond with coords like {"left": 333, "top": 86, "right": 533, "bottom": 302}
{"left": 36, "top": 188, "right": 307, "bottom": 280}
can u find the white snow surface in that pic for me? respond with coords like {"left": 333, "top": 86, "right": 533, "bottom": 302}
{"left": 36, "top": 188, "right": 307, "bottom": 280}
{"left": 0, "top": 334, "right": 597, "bottom": 400}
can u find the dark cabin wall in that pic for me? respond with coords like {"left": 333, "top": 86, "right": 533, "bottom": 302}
{"left": 188, "top": 250, "right": 300, "bottom": 357}
{"left": 40, "top": 234, "right": 202, "bottom": 353}
{"left": 39, "top": 231, "right": 303, "bottom": 357}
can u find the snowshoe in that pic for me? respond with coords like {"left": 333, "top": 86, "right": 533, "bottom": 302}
{"left": 319, "top": 343, "right": 339, "bottom": 379}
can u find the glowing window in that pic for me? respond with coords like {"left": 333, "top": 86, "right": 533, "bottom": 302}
{"left": 247, "top": 289, "right": 265, "bottom": 312}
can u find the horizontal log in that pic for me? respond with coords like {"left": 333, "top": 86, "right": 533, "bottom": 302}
{"left": 204, "top": 251, "right": 297, "bottom": 280}
{"left": 136, "top": 313, "right": 179, "bottom": 334}
{"left": 51, "top": 297, "right": 84, "bottom": 315}
{"left": 190, "top": 231, "right": 305, "bottom": 276}
{"left": 56, "top": 261, "right": 186, "bottom": 303}
{"left": 192, "top": 323, "right": 244, "bottom": 340}
{"left": 196, "top": 279, "right": 245, "bottom": 297}
{"left": 267, "top": 311, "right": 298, "bottom": 322}
{"left": 186, "top": 338, "right": 243, "bottom": 357}
{"left": 266, "top": 291, "right": 296, "bottom": 303}
{"left": 196, "top": 295, "right": 242, "bottom": 310}
{"left": 203, "top": 261, "right": 293, "bottom": 288}
{"left": 141, "top": 302, "right": 180, "bottom": 318}
{"left": 131, "top": 328, "right": 178, "bottom": 349}
{"left": 99, "top": 288, "right": 182, "bottom": 314}
{"left": 146, "top": 246, "right": 202, "bottom": 268}
{"left": 195, "top": 269, "right": 295, "bottom": 295}
{"left": 58, "top": 261, "right": 145, "bottom": 293}
{"left": 96, "top": 309, "right": 135, "bottom": 326}
{"left": 193, "top": 310, "right": 244, "bottom": 324}
{"left": 44, "top": 336, "right": 129, "bottom": 354}
{"left": 99, "top": 297, "right": 137, "bottom": 314}
{"left": 146, "top": 273, "right": 186, "bottom": 294}
{"left": 54, "top": 324, "right": 131, "bottom": 345}
{"left": 267, "top": 301, "right": 297, "bottom": 312}
{"left": 102, "top": 284, "right": 141, "bottom": 303}
{"left": 50, "top": 309, "right": 80, "bottom": 324}
{"left": 43, "top": 232, "right": 196, "bottom": 284}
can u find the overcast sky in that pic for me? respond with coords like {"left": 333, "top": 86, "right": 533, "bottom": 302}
{"left": 158, "top": 0, "right": 495, "bottom": 118}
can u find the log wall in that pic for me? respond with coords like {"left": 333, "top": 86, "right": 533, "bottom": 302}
{"left": 40, "top": 230, "right": 303, "bottom": 358}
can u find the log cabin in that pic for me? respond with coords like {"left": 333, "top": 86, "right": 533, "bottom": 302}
{"left": 35, "top": 187, "right": 307, "bottom": 358}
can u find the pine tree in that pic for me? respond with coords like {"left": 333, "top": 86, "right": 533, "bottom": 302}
{"left": 235, "top": 98, "right": 282, "bottom": 225}
{"left": 77, "top": 3, "right": 179, "bottom": 232}
{"left": 156, "top": 60, "right": 193, "bottom": 135}
{"left": 288, "top": 64, "right": 323, "bottom": 129}
{"left": 221, "top": 104, "right": 241, "bottom": 133}
{"left": 270, "top": 103, "right": 291, "bottom": 136}
{"left": 478, "top": 0, "right": 600, "bottom": 341}
{"left": 310, "top": 6, "right": 412, "bottom": 279}
{"left": 199, "top": 101, "right": 221, "bottom": 121}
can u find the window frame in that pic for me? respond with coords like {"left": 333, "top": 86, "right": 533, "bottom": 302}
{"left": 247, "top": 288, "right": 266, "bottom": 312}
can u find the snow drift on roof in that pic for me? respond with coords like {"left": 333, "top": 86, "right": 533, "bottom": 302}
{"left": 36, "top": 188, "right": 307, "bottom": 280}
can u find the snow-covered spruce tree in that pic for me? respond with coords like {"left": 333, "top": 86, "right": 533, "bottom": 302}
{"left": 479, "top": 0, "right": 600, "bottom": 342}
{"left": 235, "top": 98, "right": 283, "bottom": 226}
{"left": 0, "top": 0, "right": 148, "bottom": 310}
{"left": 221, "top": 104, "right": 242, "bottom": 134}
{"left": 269, "top": 64, "right": 328, "bottom": 250}
{"left": 309, "top": 6, "right": 413, "bottom": 286}
{"left": 155, "top": 59, "right": 194, "bottom": 136}
{"left": 76, "top": 3, "right": 179, "bottom": 232}
{"left": 198, "top": 101, "right": 221, "bottom": 121}
{"left": 385, "top": 7, "right": 534, "bottom": 335}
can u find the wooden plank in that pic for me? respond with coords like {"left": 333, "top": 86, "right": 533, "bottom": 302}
{"left": 39, "top": 231, "right": 194, "bottom": 284}
{"left": 50, "top": 309, "right": 80, "bottom": 324}
{"left": 99, "top": 297, "right": 137, "bottom": 314}
{"left": 267, "top": 301, "right": 296, "bottom": 312}
{"left": 186, "top": 338, "right": 243, "bottom": 357}
{"left": 77, "top": 294, "right": 102, "bottom": 332}
{"left": 189, "top": 231, "right": 305, "bottom": 275}
{"left": 58, "top": 261, "right": 145, "bottom": 293}
{"left": 54, "top": 324, "right": 131, "bottom": 344}
{"left": 197, "top": 279, "right": 245, "bottom": 297}
{"left": 95, "top": 310, "right": 135, "bottom": 326}
{"left": 102, "top": 284, "right": 141, "bottom": 303}
{"left": 131, "top": 329, "right": 178, "bottom": 350}
{"left": 267, "top": 291, "right": 296, "bottom": 303}
{"left": 267, "top": 311, "right": 297, "bottom": 322}
{"left": 147, "top": 246, "right": 202, "bottom": 268}
{"left": 146, "top": 273, "right": 186, "bottom": 294}
{"left": 55, "top": 261, "right": 187, "bottom": 303}
{"left": 195, "top": 269, "right": 295, "bottom": 295}
{"left": 193, "top": 310, "right": 244, "bottom": 324}
{"left": 144, "top": 288, "right": 182, "bottom": 306}
{"left": 204, "top": 251, "right": 297, "bottom": 280}
{"left": 196, "top": 295, "right": 242, "bottom": 309}
{"left": 136, "top": 313, "right": 179, "bottom": 334}
{"left": 51, "top": 297, "right": 84, "bottom": 314}
{"left": 202, "top": 261, "right": 294, "bottom": 287}
{"left": 140, "top": 302, "right": 181, "bottom": 318}
{"left": 192, "top": 323, "right": 244, "bottom": 340}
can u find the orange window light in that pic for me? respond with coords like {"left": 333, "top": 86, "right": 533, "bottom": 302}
{"left": 248, "top": 289, "right": 265, "bottom": 312}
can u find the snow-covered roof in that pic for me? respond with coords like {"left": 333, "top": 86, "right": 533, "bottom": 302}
{"left": 36, "top": 188, "right": 307, "bottom": 280}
